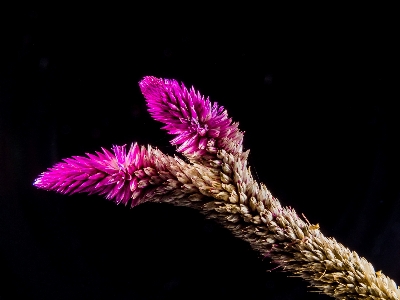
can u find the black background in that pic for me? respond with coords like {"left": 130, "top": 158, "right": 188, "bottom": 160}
{"left": 0, "top": 4, "right": 399, "bottom": 300}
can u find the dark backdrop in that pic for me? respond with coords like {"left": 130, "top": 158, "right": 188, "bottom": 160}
{"left": 0, "top": 5, "right": 398, "bottom": 300}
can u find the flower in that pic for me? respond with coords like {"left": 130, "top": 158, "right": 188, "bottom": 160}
{"left": 139, "top": 76, "right": 243, "bottom": 157}
{"left": 33, "top": 76, "right": 400, "bottom": 299}
{"left": 33, "top": 143, "right": 169, "bottom": 207}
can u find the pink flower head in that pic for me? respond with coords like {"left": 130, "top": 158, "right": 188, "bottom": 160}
{"left": 139, "top": 76, "right": 244, "bottom": 157}
{"left": 33, "top": 143, "right": 167, "bottom": 207}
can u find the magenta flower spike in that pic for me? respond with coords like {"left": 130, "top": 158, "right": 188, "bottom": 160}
{"left": 33, "top": 76, "right": 400, "bottom": 299}
{"left": 139, "top": 76, "right": 244, "bottom": 157}
{"left": 33, "top": 143, "right": 169, "bottom": 207}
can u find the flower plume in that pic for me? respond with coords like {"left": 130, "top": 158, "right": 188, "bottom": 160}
{"left": 33, "top": 76, "right": 400, "bottom": 299}
{"left": 34, "top": 143, "right": 175, "bottom": 207}
{"left": 139, "top": 76, "right": 243, "bottom": 157}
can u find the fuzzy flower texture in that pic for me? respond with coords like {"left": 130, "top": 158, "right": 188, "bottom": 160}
{"left": 34, "top": 76, "right": 400, "bottom": 299}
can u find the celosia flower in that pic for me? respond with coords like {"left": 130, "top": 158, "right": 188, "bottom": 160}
{"left": 139, "top": 76, "right": 243, "bottom": 157}
{"left": 33, "top": 76, "right": 400, "bottom": 299}
{"left": 33, "top": 143, "right": 169, "bottom": 207}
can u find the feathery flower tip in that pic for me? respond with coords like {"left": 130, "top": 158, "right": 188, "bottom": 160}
{"left": 33, "top": 143, "right": 162, "bottom": 207}
{"left": 139, "top": 76, "right": 244, "bottom": 156}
